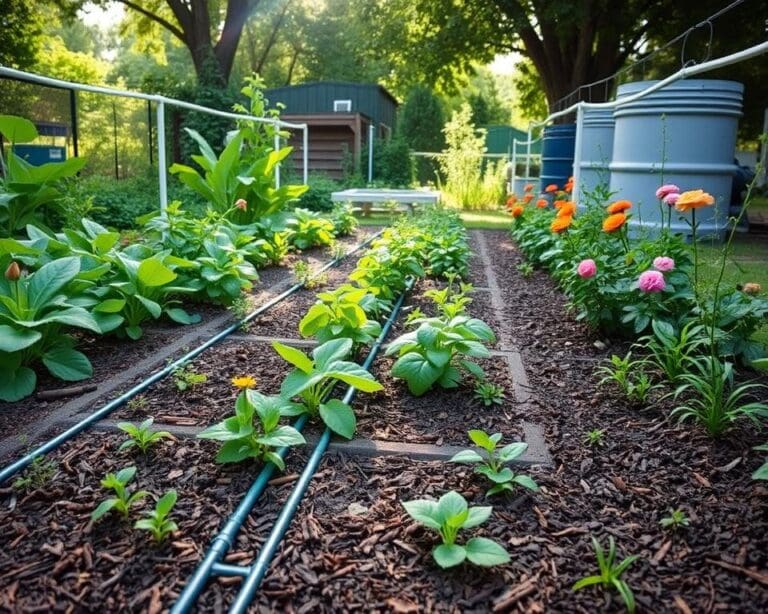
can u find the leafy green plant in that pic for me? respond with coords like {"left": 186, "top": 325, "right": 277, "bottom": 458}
{"left": 292, "top": 259, "right": 327, "bottom": 290}
{"left": 517, "top": 261, "right": 534, "bottom": 278}
{"left": 473, "top": 380, "right": 506, "bottom": 407}
{"left": 583, "top": 429, "right": 606, "bottom": 447}
{"left": 386, "top": 315, "right": 496, "bottom": 396}
{"left": 670, "top": 356, "right": 768, "bottom": 436}
{"left": 0, "top": 257, "right": 102, "bottom": 401}
{"left": 299, "top": 285, "right": 382, "bottom": 347}
{"left": 172, "top": 363, "right": 208, "bottom": 391}
{"left": 127, "top": 396, "right": 148, "bottom": 412}
{"left": 349, "top": 245, "right": 424, "bottom": 302}
{"left": 286, "top": 208, "right": 335, "bottom": 250}
{"left": 0, "top": 115, "right": 87, "bottom": 237}
{"left": 117, "top": 418, "right": 173, "bottom": 454}
{"left": 659, "top": 508, "right": 690, "bottom": 530}
{"left": 450, "top": 430, "right": 537, "bottom": 496}
{"left": 640, "top": 320, "right": 707, "bottom": 383}
{"left": 404, "top": 306, "right": 425, "bottom": 325}
{"left": 330, "top": 202, "right": 359, "bottom": 236}
{"left": 572, "top": 536, "right": 639, "bottom": 614}
{"left": 12, "top": 457, "right": 57, "bottom": 493}
{"left": 91, "top": 466, "right": 149, "bottom": 521}
{"left": 753, "top": 443, "right": 768, "bottom": 481}
{"left": 402, "top": 490, "right": 510, "bottom": 568}
{"left": 273, "top": 338, "right": 383, "bottom": 439}
{"left": 198, "top": 389, "right": 305, "bottom": 468}
{"left": 261, "top": 230, "right": 290, "bottom": 265}
{"left": 596, "top": 352, "right": 660, "bottom": 404}
{"left": 423, "top": 276, "right": 474, "bottom": 319}
{"left": 134, "top": 490, "right": 179, "bottom": 543}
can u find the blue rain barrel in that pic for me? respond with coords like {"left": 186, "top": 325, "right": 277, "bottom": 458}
{"left": 540, "top": 123, "right": 575, "bottom": 192}
{"left": 577, "top": 109, "right": 614, "bottom": 202}
{"left": 609, "top": 79, "right": 743, "bottom": 239}
{"left": 513, "top": 177, "right": 536, "bottom": 195}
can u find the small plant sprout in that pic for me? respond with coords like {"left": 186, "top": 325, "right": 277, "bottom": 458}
{"left": 91, "top": 467, "right": 150, "bottom": 521}
{"left": 293, "top": 260, "right": 327, "bottom": 289}
{"left": 583, "top": 429, "right": 606, "bottom": 447}
{"left": 450, "top": 430, "right": 538, "bottom": 496}
{"left": 12, "top": 457, "right": 57, "bottom": 493}
{"left": 134, "top": 490, "right": 179, "bottom": 543}
{"left": 172, "top": 363, "right": 207, "bottom": 392}
{"left": 404, "top": 306, "right": 425, "bottom": 325}
{"left": 402, "top": 490, "right": 510, "bottom": 569}
{"left": 127, "top": 396, "right": 148, "bottom": 411}
{"left": 573, "top": 536, "right": 639, "bottom": 613}
{"left": 517, "top": 261, "right": 534, "bottom": 278}
{"left": 596, "top": 352, "right": 660, "bottom": 404}
{"left": 473, "top": 380, "right": 506, "bottom": 407}
{"left": 229, "top": 293, "right": 255, "bottom": 330}
{"left": 754, "top": 443, "right": 768, "bottom": 481}
{"left": 117, "top": 418, "right": 173, "bottom": 454}
{"left": 659, "top": 508, "right": 690, "bottom": 530}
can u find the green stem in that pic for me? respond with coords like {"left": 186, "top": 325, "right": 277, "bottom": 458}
{"left": 691, "top": 208, "right": 699, "bottom": 308}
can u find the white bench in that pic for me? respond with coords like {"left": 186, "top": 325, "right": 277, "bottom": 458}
{"left": 331, "top": 188, "right": 441, "bottom": 215}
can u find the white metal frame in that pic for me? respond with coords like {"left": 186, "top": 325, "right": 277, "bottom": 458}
{"left": 525, "top": 40, "right": 768, "bottom": 205}
{"left": 0, "top": 65, "right": 310, "bottom": 214}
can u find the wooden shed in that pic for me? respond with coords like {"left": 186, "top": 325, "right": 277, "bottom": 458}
{"left": 266, "top": 82, "right": 399, "bottom": 180}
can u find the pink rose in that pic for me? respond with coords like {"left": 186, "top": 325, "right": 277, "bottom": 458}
{"left": 577, "top": 259, "right": 597, "bottom": 279}
{"left": 652, "top": 256, "right": 675, "bottom": 272}
{"left": 638, "top": 270, "right": 666, "bottom": 293}
{"left": 656, "top": 184, "right": 680, "bottom": 200}
{"left": 662, "top": 192, "right": 680, "bottom": 206}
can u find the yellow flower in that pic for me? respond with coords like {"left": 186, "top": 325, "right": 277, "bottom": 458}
{"left": 674, "top": 189, "right": 714, "bottom": 213}
{"left": 232, "top": 375, "right": 256, "bottom": 389}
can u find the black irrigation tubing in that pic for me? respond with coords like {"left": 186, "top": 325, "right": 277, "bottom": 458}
{"left": 0, "top": 229, "right": 385, "bottom": 486}
{"left": 172, "top": 279, "right": 414, "bottom": 613}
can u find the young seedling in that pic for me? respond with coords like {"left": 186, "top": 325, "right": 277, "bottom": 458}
{"left": 754, "top": 443, "right": 768, "bottom": 481}
{"left": 127, "top": 396, "right": 148, "bottom": 411}
{"left": 293, "top": 260, "right": 327, "bottom": 289}
{"left": 572, "top": 536, "right": 639, "bottom": 613}
{"left": 274, "top": 338, "right": 383, "bottom": 439}
{"left": 172, "top": 363, "right": 207, "bottom": 391}
{"left": 659, "top": 508, "right": 690, "bottom": 530}
{"left": 198, "top": 388, "right": 306, "bottom": 469}
{"left": 517, "top": 262, "right": 534, "bottom": 278}
{"left": 12, "top": 457, "right": 57, "bottom": 493}
{"left": 91, "top": 466, "right": 150, "bottom": 521}
{"left": 583, "top": 429, "right": 606, "bottom": 447}
{"left": 134, "top": 490, "right": 179, "bottom": 543}
{"left": 404, "top": 306, "right": 425, "bottom": 325}
{"left": 473, "top": 380, "right": 506, "bottom": 407}
{"left": 450, "top": 430, "right": 538, "bottom": 496}
{"left": 117, "top": 417, "right": 173, "bottom": 454}
{"left": 402, "top": 490, "right": 510, "bottom": 569}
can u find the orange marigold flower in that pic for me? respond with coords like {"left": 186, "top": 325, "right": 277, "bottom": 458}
{"left": 557, "top": 201, "right": 576, "bottom": 217}
{"left": 606, "top": 200, "right": 632, "bottom": 214}
{"left": 602, "top": 213, "right": 627, "bottom": 233}
{"left": 553, "top": 199, "right": 566, "bottom": 209}
{"left": 524, "top": 183, "right": 534, "bottom": 192}
{"left": 545, "top": 183, "right": 559, "bottom": 193}
{"left": 523, "top": 193, "right": 534, "bottom": 203}
{"left": 511, "top": 205, "right": 524, "bottom": 218}
{"left": 536, "top": 199, "right": 548, "bottom": 208}
{"left": 550, "top": 215, "right": 573, "bottom": 233}
{"left": 674, "top": 189, "right": 715, "bottom": 213}
{"left": 506, "top": 195, "right": 517, "bottom": 206}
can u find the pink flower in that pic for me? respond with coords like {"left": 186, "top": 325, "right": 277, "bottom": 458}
{"left": 652, "top": 256, "right": 675, "bottom": 272}
{"left": 638, "top": 270, "right": 666, "bottom": 293}
{"left": 662, "top": 192, "right": 680, "bottom": 206}
{"left": 577, "top": 259, "right": 597, "bottom": 279}
{"left": 656, "top": 184, "right": 680, "bottom": 200}
{"left": 235, "top": 198, "right": 248, "bottom": 211}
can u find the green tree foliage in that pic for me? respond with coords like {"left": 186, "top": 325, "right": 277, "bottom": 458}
{"left": 0, "top": 0, "right": 43, "bottom": 70}
{"left": 374, "top": 138, "right": 413, "bottom": 188}
{"left": 398, "top": 86, "right": 444, "bottom": 184}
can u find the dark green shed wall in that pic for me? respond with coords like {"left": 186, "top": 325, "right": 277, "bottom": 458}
{"left": 265, "top": 82, "right": 398, "bottom": 129}
{"left": 484, "top": 125, "right": 542, "bottom": 156}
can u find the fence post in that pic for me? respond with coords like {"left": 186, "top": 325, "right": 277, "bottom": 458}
{"left": 273, "top": 124, "right": 281, "bottom": 188}
{"left": 525, "top": 127, "right": 532, "bottom": 180}
{"left": 572, "top": 103, "right": 585, "bottom": 205}
{"left": 69, "top": 88, "right": 79, "bottom": 159}
{"left": 156, "top": 99, "right": 168, "bottom": 217}
{"left": 368, "top": 124, "right": 374, "bottom": 183}
{"left": 511, "top": 138, "right": 518, "bottom": 194}
{"left": 302, "top": 124, "right": 309, "bottom": 185}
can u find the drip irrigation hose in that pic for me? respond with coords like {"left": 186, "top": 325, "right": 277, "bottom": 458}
{"left": 227, "top": 279, "right": 414, "bottom": 614}
{"left": 0, "top": 230, "right": 384, "bottom": 485}
{"left": 171, "top": 279, "right": 413, "bottom": 614}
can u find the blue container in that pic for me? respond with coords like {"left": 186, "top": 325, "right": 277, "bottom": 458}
{"left": 609, "top": 79, "right": 743, "bottom": 239}
{"left": 12, "top": 144, "right": 67, "bottom": 166}
{"left": 540, "top": 123, "right": 576, "bottom": 192}
{"left": 577, "top": 109, "right": 614, "bottom": 203}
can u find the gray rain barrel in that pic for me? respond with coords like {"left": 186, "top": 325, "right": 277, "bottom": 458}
{"left": 609, "top": 79, "right": 743, "bottom": 239}
{"left": 513, "top": 177, "right": 537, "bottom": 195}
{"left": 577, "top": 109, "right": 614, "bottom": 202}
{"left": 540, "top": 123, "right": 576, "bottom": 192}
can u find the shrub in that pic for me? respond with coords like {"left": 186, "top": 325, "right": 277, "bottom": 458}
{"left": 374, "top": 137, "right": 413, "bottom": 187}
{"left": 297, "top": 174, "right": 339, "bottom": 212}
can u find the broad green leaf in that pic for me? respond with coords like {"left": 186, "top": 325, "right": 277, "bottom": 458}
{"left": 0, "top": 325, "right": 41, "bottom": 352}
{"left": 156, "top": 490, "right": 177, "bottom": 516}
{"left": 401, "top": 499, "right": 441, "bottom": 530}
{"left": 256, "top": 425, "right": 306, "bottom": 447}
{"left": 280, "top": 369, "right": 323, "bottom": 399}
{"left": 449, "top": 450, "right": 484, "bottom": 464}
{"left": 298, "top": 304, "right": 328, "bottom": 336}
{"left": 42, "top": 347, "right": 92, "bottom": 381}
{"left": 312, "top": 338, "right": 353, "bottom": 369}
{"left": 215, "top": 440, "right": 254, "bottom": 463}
{"left": 325, "top": 362, "right": 383, "bottom": 393}
{"left": 319, "top": 398, "right": 356, "bottom": 439}
{"left": 391, "top": 352, "right": 442, "bottom": 396}
{"left": 28, "top": 256, "right": 80, "bottom": 311}
{"left": 433, "top": 544, "right": 466, "bottom": 568}
{"left": 476, "top": 465, "right": 514, "bottom": 484}
{"left": 437, "top": 491, "right": 468, "bottom": 523}
{"left": 91, "top": 498, "right": 117, "bottom": 521}
{"left": 498, "top": 442, "right": 528, "bottom": 462}
{"left": 137, "top": 258, "right": 176, "bottom": 287}
{"left": 0, "top": 115, "right": 37, "bottom": 143}
{"left": 468, "top": 429, "right": 492, "bottom": 450}
{"left": 463, "top": 506, "right": 493, "bottom": 528}
{"left": 135, "top": 295, "right": 162, "bottom": 319}
{"left": 465, "top": 537, "right": 510, "bottom": 566}
{"left": 94, "top": 298, "right": 126, "bottom": 313}
{"left": 92, "top": 231, "right": 120, "bottom": 255}
{"left": 272, "top": 341, "right": 313, "bottom": 373}
{"left": 264, "top": 450, "right": 286, "bottom": 471}
{"left": 165, "top": 307, "right": 200, "bottom": 325}
{"left": 0, "top": 365, "right": 36, "bottom": 401}
{"left": 752, "top": 462, "right": 768, "bottom": 480}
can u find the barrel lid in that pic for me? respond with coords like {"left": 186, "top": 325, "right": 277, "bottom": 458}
{"left": 617, "top": 79, "right": 744, "bottom": 97}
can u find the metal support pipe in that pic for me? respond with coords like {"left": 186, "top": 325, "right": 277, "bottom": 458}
{"left": 511, "top": 138, "right": 517, "bottom": 190}
{"left": 0, "top": 230, "right": 384, "bottom": 486}
{"left": 147, "top": 100, "right": 154, "bottom": 166}
{"left": 302, "top": 124, "right": 309, "bottom": 185}
{"left": 227, "top": 281, "right": 414, "bottom": 613}
{"left": 525, "top": 129, "right": 532, "bottom": 180}
{"left": 157, "top": 100, "right": 168, "bottom": 216}
{"left": 69, "top": 88, "right": 79, "bottom": 159}
{"left": 274, "top": 126, "right": 281, "bottom": 189}
{"left": 368, "top": 124, "right": 375, "bottom": 183}
{"left": 571, "top": 104, "right": 585, "bottom": 205}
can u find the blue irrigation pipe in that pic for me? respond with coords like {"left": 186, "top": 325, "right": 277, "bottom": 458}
{"left": 0, "top": 230, "right": 383, "bottom": 486}
{"left": 227, "top": 279, "right": 414, "bottom": 614}
{"left": 171, "top": 279, "right": 413, "bottom": 614}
